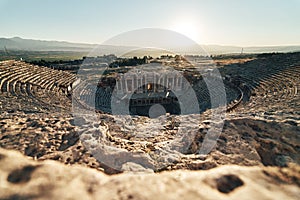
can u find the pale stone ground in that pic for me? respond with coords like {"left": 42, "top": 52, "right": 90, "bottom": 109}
{"left": 0, "top": 56, "right": 299, "bottom": 199}
{"left": 0, "top": 148, "right": 299, "bottom": 200}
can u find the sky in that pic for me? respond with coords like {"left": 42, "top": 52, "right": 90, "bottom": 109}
{"left": 0, "top": 0, "right": 299, "bottom": 46}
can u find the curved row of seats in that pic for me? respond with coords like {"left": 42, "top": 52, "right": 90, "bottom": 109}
{"left": 226, "top": 86, "right": 243, "bottom": 111}
{"left": 0, "top": 61, "right": 77, "bottom": 94}
{"left": 219, "top": 52, "right": 300, "bottom": 113}
{"left": 234, "top": 65, "right": 299, "bottom": 113}
{"left": 0, "top": 60, "right": 78, "bottom": 111}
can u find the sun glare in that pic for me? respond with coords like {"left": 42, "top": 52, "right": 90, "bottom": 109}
{"left": 170, "top": 17, "right": 203, "bottom": 43}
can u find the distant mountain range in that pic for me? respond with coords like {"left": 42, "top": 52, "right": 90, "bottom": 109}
{"left": 1, "top": 37, "right": 300, "bottom": 56}
{"left": 0, "top": 37, "right": 95, "bottom": 51}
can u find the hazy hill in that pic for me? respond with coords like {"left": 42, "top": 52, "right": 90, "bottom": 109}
{"left": 1, "top": 37, "right": 300, "bottom": 55}
{"left": 0, "top": 37, "right": 96, "bottom": 51}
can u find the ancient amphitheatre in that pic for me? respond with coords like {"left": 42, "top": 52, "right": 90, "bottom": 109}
{"left": 0, "top": 50, "right": 299, "bottom": 199}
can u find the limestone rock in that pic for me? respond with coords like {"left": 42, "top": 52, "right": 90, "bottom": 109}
{"left": 0, "top": 148, "right": 299, "bottom": 200}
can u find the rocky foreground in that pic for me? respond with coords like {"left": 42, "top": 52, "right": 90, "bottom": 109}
{"left": 0, "top": 55, "right": 299, "bottom": 199}
{"left": 0, "top": 148, "right": 299, "bottom": 200}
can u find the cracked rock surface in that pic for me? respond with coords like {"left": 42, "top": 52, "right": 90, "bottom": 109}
{"left": 0, "top": 148, "right": 299, "bottom": 200}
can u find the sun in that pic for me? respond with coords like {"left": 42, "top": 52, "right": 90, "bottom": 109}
{"left": 170, "top": 17, "right": 202, "bottom": 42}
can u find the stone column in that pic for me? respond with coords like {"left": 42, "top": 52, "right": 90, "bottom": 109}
{"left": 131, "top": 77, "right": 134, "bottom": 92}
{"left": 124, "top": 77, "right": 128, "bottom": 93}
{"left": 135, "top": 75, "right": 139, "bottom": 89}
{"left": 153, "top": 73, "right": 156, "bottom": 92}
{"left": 178, "top": 76, "right": 182, "bottom": 91}
{"left": 175, "top": 75, "right": 179, "bottom": 91}
{"left": 182, "top": 78, "right": 185, "bottom": 90}
{"left": 144, "top": 74, "right": 147, "bottom": 93}
{"left": 138, "top": 77, "right": 142, "bottom": 93}
{"left": 165, "top": 75, "right": 168, "bottom": 90}
{"left": 172, "top": 75, "right": 176, "bottom": 91}
{"left": 117, "top": 78, "right": 121, "bottom": 94}
{"left": 120, "top": 76, "right": 124, "bottom": 94}
{"left": 116, "top": 79, "right": 119, "bottom": 91}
